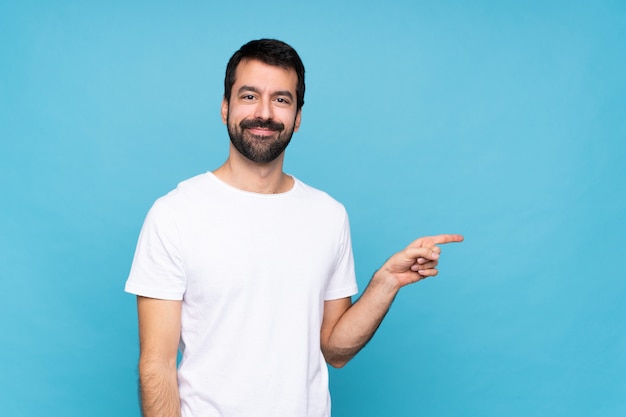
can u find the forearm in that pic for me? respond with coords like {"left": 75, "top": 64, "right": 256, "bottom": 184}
{"left": 139, "top": 357, "right": 181, "bottom": 417}
{"left": 324, "top": 270, "right": 400, "bottom": 367}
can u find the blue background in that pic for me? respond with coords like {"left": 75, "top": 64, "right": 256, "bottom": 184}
{"left": 1, "top": 1, "right": 625, "bottom": 416}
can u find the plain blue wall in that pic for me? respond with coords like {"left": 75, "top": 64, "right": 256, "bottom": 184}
{"left": 1, "top": 1, "right": 625, "bottom": 416}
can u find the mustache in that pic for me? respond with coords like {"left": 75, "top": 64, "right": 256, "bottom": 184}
{"left": 240, "top": 118, "right": 284, "bottom": 131}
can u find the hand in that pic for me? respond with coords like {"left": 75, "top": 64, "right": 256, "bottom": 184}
{"left": 380, "top": 234, "right": 464, "bottom": 288}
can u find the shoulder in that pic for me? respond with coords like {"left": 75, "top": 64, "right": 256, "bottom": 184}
{"left": 156, "top": 172, "right": 213, "bottom": 204}
{"left": 171, "top": 172, "right": 214, "bottom": 196}
{"left": 145, "top": 172, "right": 214, "bottom": 219}
{"left": 292, "top": 177, "right": 348, "bottom": 217}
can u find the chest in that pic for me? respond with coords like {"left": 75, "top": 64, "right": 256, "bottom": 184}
{"left": 176, "top": 199, "right": 341, "bottom": 305}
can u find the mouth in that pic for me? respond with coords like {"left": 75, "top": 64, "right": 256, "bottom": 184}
{"left": 246, "top": 127, "right": 278, "bottom": 137}
{"left": 240, "top": 118, "right": 284, "bottom": 136}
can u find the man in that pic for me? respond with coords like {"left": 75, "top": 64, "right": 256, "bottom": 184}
{"left": 125, "top": 39, "right": 463, "bottom": 417}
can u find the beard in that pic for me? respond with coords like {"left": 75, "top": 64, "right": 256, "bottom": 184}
{"left": 227, "top": 115, "right": 296, "bottom": 164}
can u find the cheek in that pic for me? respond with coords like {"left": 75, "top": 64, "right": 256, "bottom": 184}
{"left": 278, "top": 109, "right": 299, "bottom": 127}
{"left": 228, "top": 105, "right": 252, "bottom": 121}
{"left": 225, "top": 109, "right": 243, "bottom": 126}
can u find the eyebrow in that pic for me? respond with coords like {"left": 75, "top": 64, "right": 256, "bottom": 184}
{"left": 238, "top": 85, "right": 294, "bottom": 101}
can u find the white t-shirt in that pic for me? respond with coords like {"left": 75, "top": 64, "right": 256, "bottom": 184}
{"left": 125, "top": 172, "right": 358, "bottom": 417}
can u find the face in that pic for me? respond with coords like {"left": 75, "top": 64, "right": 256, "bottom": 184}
{"left": 222, "top": 59, "right": 302, "bottom": 164}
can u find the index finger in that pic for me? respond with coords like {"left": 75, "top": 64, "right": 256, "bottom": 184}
{"left": 427, "top": 234, "right": 464, "bottom": 245}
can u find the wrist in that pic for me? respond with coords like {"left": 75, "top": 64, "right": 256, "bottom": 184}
{"left": 370, "top": 268, "right": 402, "bottom": 296}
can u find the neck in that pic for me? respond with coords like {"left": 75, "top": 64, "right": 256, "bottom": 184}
{"left": 213, "top": 145, "right": 293, "bottom": 194}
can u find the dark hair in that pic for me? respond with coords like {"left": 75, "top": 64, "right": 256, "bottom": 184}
{"left": 224, "top": 39, "right": 305, "bottom": 110}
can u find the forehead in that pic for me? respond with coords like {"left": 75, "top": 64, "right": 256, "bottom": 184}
{"left": 233, "top": 59, "right": 298, "bottom": 93}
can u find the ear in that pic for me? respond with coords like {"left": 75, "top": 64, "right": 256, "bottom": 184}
{"left": 221, "top": 98, "right": 228, "bottom": 125}
{"left": 293, "top": 109, "right": 302, "bottom": 132}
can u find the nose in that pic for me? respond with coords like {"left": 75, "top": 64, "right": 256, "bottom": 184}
{"left": 254, "top": 98, "right": 273, "bottom": 120}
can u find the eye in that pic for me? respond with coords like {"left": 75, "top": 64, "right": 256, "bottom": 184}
{"left": 275, "top": 97, "right": 291, "bottom": 105}
{"left": 242, "top": 94, "right": 256, "bottom": 101}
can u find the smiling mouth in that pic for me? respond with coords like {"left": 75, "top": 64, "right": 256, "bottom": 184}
{"left": 240, "top": 118, "right": 284, "bottom": 133}
{"left": 246, "top": 127, "right": 278, "bottom": 138}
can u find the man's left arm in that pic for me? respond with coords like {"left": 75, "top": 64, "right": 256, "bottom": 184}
{"left": 320, "top": 234, "right": 464, "bottom": 368}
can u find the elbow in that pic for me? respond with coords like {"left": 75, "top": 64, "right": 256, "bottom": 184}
{"left": 138, "top": 353, "right": 177, "bottom": 379}
{"left": 322, "top": 347, "right": 353, "bottom": 369}
{"left": 326, "top": 357, "right": 349, "bottom": 369}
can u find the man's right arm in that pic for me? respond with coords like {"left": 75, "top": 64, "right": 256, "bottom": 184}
{"left": 137, "top": 296, "right": 182, "bottom": 417}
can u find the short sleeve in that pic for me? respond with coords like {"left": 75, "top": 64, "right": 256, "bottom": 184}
{"left": 324, "top": 208, "right": 358, "bottom": 300}
{"left": 124, "top": 198, "right": 187, "bottom": 300}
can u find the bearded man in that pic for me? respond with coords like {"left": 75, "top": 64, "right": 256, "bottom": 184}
{"left": 126, "top": 38, "right": 463, "bottom": 417}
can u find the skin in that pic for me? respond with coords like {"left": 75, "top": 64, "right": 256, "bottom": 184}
{"left": 137, "top": 297, "right": 181, "bottom": 417}
{"left": 136, "top": 58, "right": 463, "bottom": 416}
{"left": 214, "top": 59, "right": 301, "bottom": 194}
{"left": 320, "top": 234, "right": 463, "bottom": 367}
